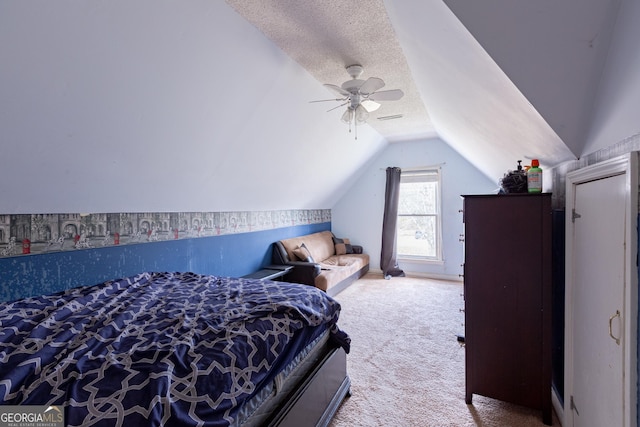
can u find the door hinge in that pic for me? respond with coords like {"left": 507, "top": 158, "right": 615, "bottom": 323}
{"left": 570, "top": 395, "right": 580, "bottom": 416}
{"left": 572, "top": 209, "right": 582, "bottom": 223}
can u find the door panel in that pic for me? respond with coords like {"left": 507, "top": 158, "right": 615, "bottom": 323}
{"left": 571, "top": 173, "right": 626, "bottom": 426}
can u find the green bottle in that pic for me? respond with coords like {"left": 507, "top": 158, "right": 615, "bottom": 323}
{"left": 527, "top": 159, "right": 542, "bottom": 193}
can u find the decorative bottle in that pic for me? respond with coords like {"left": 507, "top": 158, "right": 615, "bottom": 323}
{"left": 527, "top": 159, "right": 542, "bottom": 193}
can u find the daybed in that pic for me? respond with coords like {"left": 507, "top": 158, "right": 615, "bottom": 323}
{"left": 0, "top": 271, "right": 351, "bottom": 427}
{"left": 272, "top": 231, "right": 369, "bottom": 296}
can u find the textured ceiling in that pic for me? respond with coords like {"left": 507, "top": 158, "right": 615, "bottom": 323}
{"left": 225, "top": 0, "right": 435, "bottom": 142}
{"left": 225, "top": 0, "right": 620, "bottom": 181}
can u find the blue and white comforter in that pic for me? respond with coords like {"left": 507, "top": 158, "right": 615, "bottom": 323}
{"left": 0, "top": 272, "right": 349, "bottom": 426}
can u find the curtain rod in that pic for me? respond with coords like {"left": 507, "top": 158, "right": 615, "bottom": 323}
{"left": 379, "top": 163, "right": 445, "bottom": 172}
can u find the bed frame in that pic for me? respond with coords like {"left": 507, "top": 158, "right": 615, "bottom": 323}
{"left": 266, "top": 346, "right": 351, "bottom": 427}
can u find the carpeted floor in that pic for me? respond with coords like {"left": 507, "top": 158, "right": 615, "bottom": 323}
{"left": 329, "top": 273, "right": 559, "bottom": 427}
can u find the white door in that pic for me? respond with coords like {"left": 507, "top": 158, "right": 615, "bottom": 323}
{"left": 565, "top": 154, "right": 638, "bottom": 427}
{"left": 571, "top": 173, "right": 625, "bottom": 426}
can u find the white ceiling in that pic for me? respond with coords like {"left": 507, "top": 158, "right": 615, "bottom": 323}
{"left": 225, "top": 0, "right": 434, "bottom": 142}
{"left": 0, "top": 1, "right": 624, "bottom": 213}
{"left": 226, "top": 0, "right": 621, "bottom": 179}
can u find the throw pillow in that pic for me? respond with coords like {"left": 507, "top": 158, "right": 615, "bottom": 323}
{"left": 293, "top": 243, "right": 314, "bottom": 262}
{"left": 333, "top": 237, "right": 354, "bottom": 255}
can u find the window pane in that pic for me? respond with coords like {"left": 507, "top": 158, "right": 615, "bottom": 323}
{"left": 398, "top": 182, "right": 438, "bottom": 215}
{"left": 397, "top": 215, "right": 437, "bottom": 257}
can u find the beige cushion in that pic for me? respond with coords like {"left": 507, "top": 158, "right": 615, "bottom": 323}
{"left": 314, "top": 254, "right": 369, "bottom": 291}
{"left": 292, "top": 243, "right": 314, "bottom": 262}
{"left": 280, "top": 231, "right": 336, "bottom": 263}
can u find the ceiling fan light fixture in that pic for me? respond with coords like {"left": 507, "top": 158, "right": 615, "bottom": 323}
{"left": 341, "top": 108, "right": 354, "bottom": 124}
{"left": 355, "top": 104, "right": 369, "bottom": 124}
{"left": 361, "top": 99, "right": 381, "bottom": 112}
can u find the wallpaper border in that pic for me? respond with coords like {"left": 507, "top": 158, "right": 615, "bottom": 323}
{"left": 0, "top": 209, "right": 331, "bottom": 259}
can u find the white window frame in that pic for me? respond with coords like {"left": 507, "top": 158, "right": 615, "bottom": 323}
{"left": 397, "top": 167, "right": 443, "bottom": 263}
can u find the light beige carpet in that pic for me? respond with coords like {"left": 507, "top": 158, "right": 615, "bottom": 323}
{"left": 329, "top": 273, "right": 559, "bottom": 427}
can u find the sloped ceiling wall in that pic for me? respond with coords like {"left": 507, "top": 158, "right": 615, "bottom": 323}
{"left": 225, "top": 0, "right": 620, "bottom": 185}
{"left": 0, "top": 1, "right": 625, "bottom": 215}
{"left": 582, "top": 0, "right": 640, "bottom": 155}
{"left": 384, "top": 0, "right": 576, "bottom": 173}
{"left": 443, "top": 0, "right": 621, "bottom": 157}
{"left": 0, "top": 1, "right": 386, "bottom": 214}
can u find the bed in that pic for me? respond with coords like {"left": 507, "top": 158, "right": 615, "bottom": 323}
{"left": 0, "top": 271, "right": 351, "bottom": 426}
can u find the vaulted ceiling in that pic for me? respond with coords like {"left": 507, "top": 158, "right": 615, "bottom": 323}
{"left": 0, "top": 1, "right": 623, "bottom": 213}
{"left": 227, "top": 0, "right": 621, "bottom": 178}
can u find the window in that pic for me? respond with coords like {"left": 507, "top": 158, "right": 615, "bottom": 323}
{"left": 397, "top": 168, "right": 442, "bottom": 261}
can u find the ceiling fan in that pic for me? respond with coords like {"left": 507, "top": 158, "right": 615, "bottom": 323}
{"left": 312, "top": 64, "right": 404, "bottom": 138}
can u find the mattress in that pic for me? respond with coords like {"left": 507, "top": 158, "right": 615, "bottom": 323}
{"left": 236, "top": 330, "right": 331, "bottom": 426}
{"left": 0, "top": 271, "right": 350, "bottom": 426}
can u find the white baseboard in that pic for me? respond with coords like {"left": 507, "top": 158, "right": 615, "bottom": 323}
{"left": 364, "top": 268, "right": 384, "bottom": 277}
{"left": 405, "top": 271, "right": 463, "bottom": 283}
{"left": 366, "top": 268, "right": 462, "bottom": 283}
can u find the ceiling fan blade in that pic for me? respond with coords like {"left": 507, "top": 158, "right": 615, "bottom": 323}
{"left": 324, "top": 83, "right": 351, "bottom": 97}
{"left": 368, "top": 89, "right": 404, "bottom": 101}
{"left": 309, "top": 97, "right": 347, "bottom": 103}
{"left": 361, "top": 99, "right": 381, "bottom": 112}
{"left": 359, "top": 77, "right": 385, "bottom": 95}
{"left": 327, "top": 100, "right": 349, "bottom": 112}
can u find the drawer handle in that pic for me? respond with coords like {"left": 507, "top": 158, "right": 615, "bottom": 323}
{"left": 609, "top": 310, "right": 621, "bottom": 345}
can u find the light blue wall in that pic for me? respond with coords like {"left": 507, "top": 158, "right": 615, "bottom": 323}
{"left": 332, "top": 138, "right": 496, "bottom": 280}
{"left": 0, "top": 223, "right": 330, "bottom": 303}
{"left": 0, "top": 2, "right": 384, "bottom": 214}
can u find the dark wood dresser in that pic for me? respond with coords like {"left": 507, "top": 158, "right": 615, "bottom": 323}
{"left": 462, "top": 193, "right": 552, "bottom": 425}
